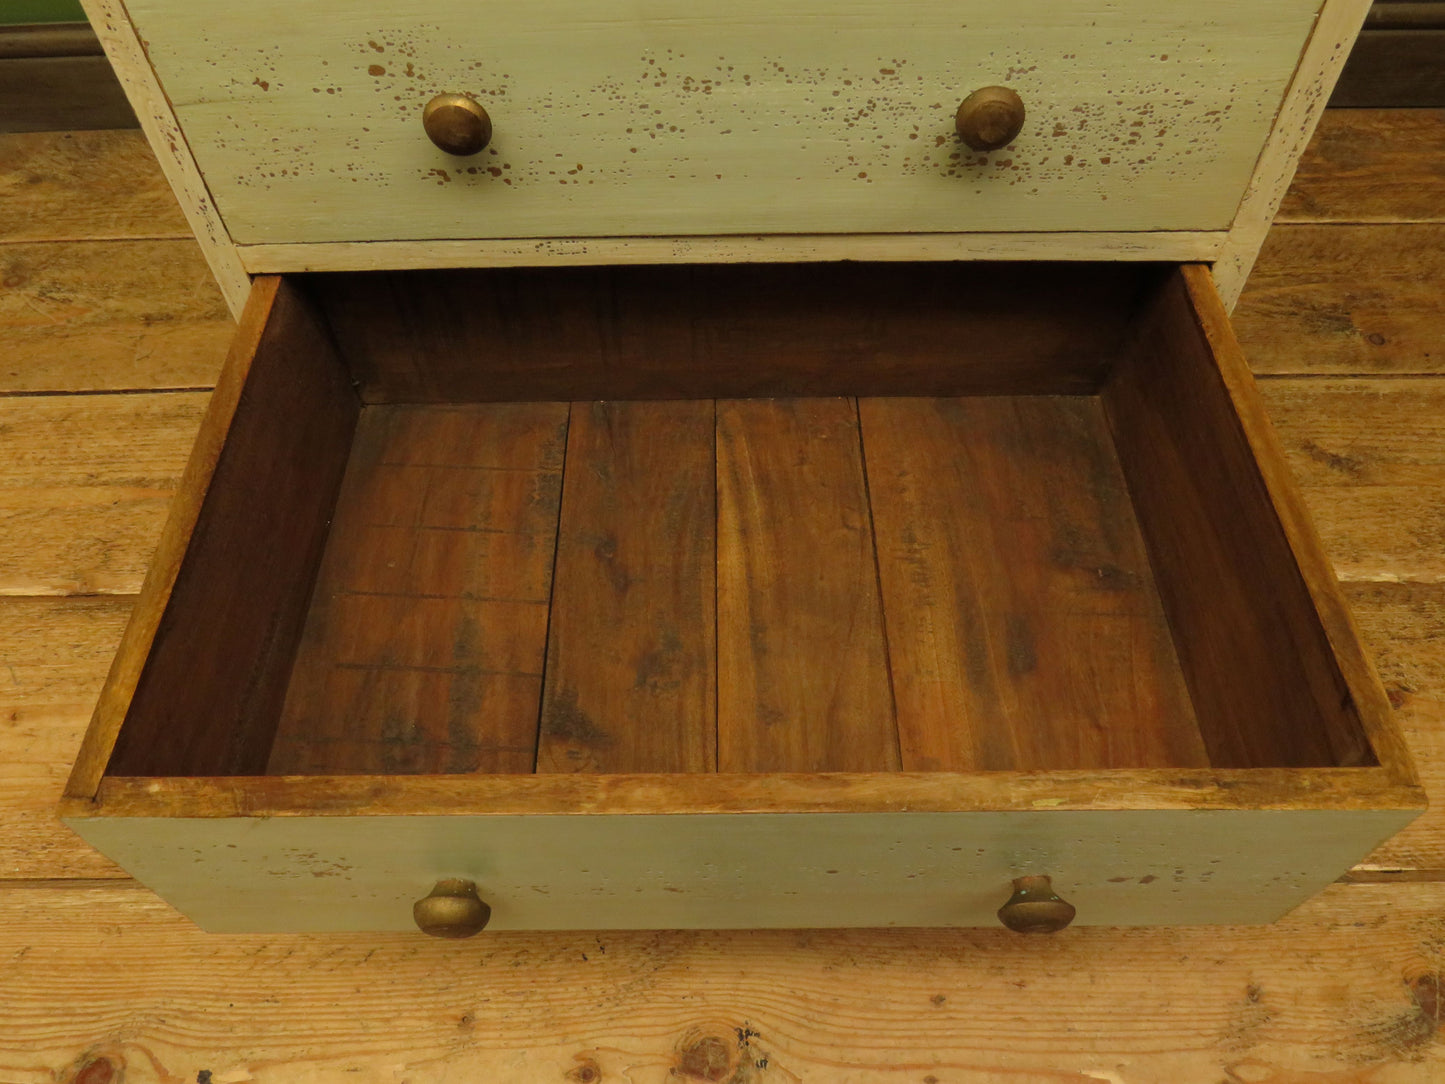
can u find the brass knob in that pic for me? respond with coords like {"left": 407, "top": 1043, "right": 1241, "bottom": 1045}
{"left": 997, "top": 875, "right": 1075, "bottom": 934}
{"left": 422, "top": 93, "right": 493, "bottom": 156}
{"left": 413, "top": 878, "right": 491, "bottom": 938}
{"left": 955, "top": 86, "right": 1025, "bottom": 151}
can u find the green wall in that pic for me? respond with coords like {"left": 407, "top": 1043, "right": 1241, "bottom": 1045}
{"left": 1, "top": 1, "right": 87, "bottom": 24}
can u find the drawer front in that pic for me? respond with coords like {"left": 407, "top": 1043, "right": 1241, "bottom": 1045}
{"left": 127, "top": 0, "right": 1319, "bottom": 245}
{"left": 67, "top": 808, "right": 1411, "bottom": 932}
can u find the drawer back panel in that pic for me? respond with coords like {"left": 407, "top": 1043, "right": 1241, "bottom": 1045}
{"left": 123, "top": 0, "right": 1320, "bottom": 244}
{"left": 303, "top": 261, "right": 1161, "bottom": 402}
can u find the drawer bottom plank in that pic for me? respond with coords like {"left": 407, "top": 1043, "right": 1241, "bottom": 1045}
{"left": 716, "top": 399, "right": 899, "bottom": 773}
{"left": 862, "top": 396, "right": 1209, "bottom": 771}
{"left": 268, "top": 402, "right": 569, "bottom": 775}
{"left": 537, "top": 400, "right": 717, "bottom": 773}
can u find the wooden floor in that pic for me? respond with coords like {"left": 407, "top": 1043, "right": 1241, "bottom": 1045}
{"left": 2, "top": 111, "right": 1444, "bottom": 1079}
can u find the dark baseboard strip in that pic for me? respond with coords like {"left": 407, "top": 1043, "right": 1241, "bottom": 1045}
{"left": 0, "top": 23, "right": 135, "bottom": 132}
{"left": 0, "top": 21, "right": 102, "bottom": 60}
{"left": 1332, "top": 28, "right": 1445, "bottom": 107}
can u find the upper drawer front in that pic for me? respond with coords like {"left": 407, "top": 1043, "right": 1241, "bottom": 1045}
{"left": 131, "top": 0, "right": 1319, "bottom": 245}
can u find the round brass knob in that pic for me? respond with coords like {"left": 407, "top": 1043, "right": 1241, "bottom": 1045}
{"left": 997, "top": 875, "right": 1075, "bottom": 934}
{"left": 413, "top": 878, "right": 491, "bottom": 938}
{"left": 422, "top": 93, "right": 493, "bottom": 156}
{"left": 955, "top": 86, "right": 1026, "bottom": 152}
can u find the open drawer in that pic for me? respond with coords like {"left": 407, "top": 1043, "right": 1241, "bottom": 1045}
{"left": 60, "top": 262, "right": 1424, "bottom": 933}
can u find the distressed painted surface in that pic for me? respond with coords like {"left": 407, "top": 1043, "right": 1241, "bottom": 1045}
{"left": 125, "top": 0, "right": 1321, "bottom": 244}
{"left": 67, "top": 806, "right": 1413, "bottom": 931}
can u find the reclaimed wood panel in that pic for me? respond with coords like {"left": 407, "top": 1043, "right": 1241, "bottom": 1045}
{"left": 715, "top": 398, "right": 897, "bottom": 773}
{"left": 123, "top": 0, "right": 1317, "bottom": 243}
{"left": 0, "top": 130, "right": 189, "bottom": 242}
{"left": 538, "top": 401, "right": 716, "bottom": 774}
{"left": 0, "top": 596, "right": 130, "bottom": 880}
{"left": 3, "top": 882, "right": 1445, "bottom": 1079}
{"left": 270, "top": 402, "right": 568, "bottom": 775}
{"left": 0, "top": 240, "right": 231, "bottom": 393}
{"left": 862, "top": 396, "right": 1207, "bottom": 771}
{"left": 1278, "top": 108, "right": 1445, "bottom": 223}
{"left": 0, "top": 390, "right": 206, "bottom": 597}
{"left": 1234, "top": 224, "right": 1445, "bottom": 376}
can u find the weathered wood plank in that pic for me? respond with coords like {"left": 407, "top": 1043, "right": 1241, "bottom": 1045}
{"left": 1234, "top": 224, "right": 1445, "bottom": 376}
{"left": 0, "top": 130, "right": 189, "bottom": 242}
{"left": 0, "top": 596, "right": 130, "bottom": 880}
{"left": 271, "top": 403, "right": 568, "bottom": 776}
{"left": 1259, "top": 376, "right": 1445, "bottom": 583}
{"left": 0, "top": 240, "right": 231, "bottom": 393}
{"left": 0, "top": 390, "right": 206, "bottom": 597}
{"left": 716, "top": 398, "right": 898, "bottom": 773}
{"left": 862, "top": 396, "right": 1207, "bottom": 771}
{"left": 0, "top": 882, "right": 1444, "bottom": 1079}
{"left": 1350, "top": 581, "right": 1445, "bottom": 872}
{"left": 1278, "top": 108, "right": 1445, "bottom": 223}
{"left": 539, "top": 401, "right": 716, "bottom": 774}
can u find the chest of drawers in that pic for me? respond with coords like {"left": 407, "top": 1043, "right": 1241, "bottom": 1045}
{"left": 62, "top": 0, "right": 1421, "bottom": 934}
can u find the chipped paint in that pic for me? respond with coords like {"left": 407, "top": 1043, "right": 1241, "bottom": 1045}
{"left": 122, "top": 0, "right": 1319, "bottom": 245}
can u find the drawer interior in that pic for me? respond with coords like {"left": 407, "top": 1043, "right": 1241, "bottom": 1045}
{"left": 103, "top": 261, "right": 1377, "bottom": 779}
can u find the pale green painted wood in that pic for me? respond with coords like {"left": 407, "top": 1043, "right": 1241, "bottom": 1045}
{"left": 66, "top": 806, "right": 1416, "bottom": 931}
{"left": 123, "top": 0, "right": 1320, "bottom": 245}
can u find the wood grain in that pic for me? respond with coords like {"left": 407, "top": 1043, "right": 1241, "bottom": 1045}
{"left": 1349, "top": 580, "right": 1445, "bottom": 872}
{"left": 0, "top": 389, "right": 206, "bottom": 597}
{"left": 538, "top": 401, "right": 716, "bottom": 774}
{"left": 309, "top": 262, "right": 1156, "bottom": 403}
{"left": 1260, "top": 376, "right": 1445, "bottom": 583}
{"left": 862, "top": 396, "right": 1207, "bottom": 771}
{"left": 102, "top": 279, "right": 359, "bottom": 778}
{"left": 0, "top": 240, "right": 231, "bottom": 393}
{"left": 1277, "top": 108, "right": 1445, "bottom": 223}
{"left": 1103, "top": 268, "right": 1378, "bottom": 770}
{"left": 0, "top": 596, "right": 129, "bottom": 880}
{"left": 1234, "top": 224, "right": 1445, "bottom": 376}
{"left": 0, "top": 130, "right": 189, "bottom": 242}
{"left": 269, "top": 403, "right": 568, "bottom": 775}
{"left": 2, "top": 882, "right": 1445, "bottom": 1078}
{"left": 715, "top": 398, "right": 897, "bottom": 773}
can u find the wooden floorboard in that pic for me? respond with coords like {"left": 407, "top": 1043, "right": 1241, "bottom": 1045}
{"left": 0, "top": 390, "right": 207, "bottom": 596}
{"left": 1278, "top": 109, "right": 1445, "bottom": 224}
{"left": 1235, "top": 224, "right": 1445, "bottom": 377}
{"left": 0, "top": 881, "right": 1442, "bottom": 1080}
{"left": 3, "top": 113, "right": 1445, "bottom": 1074}
{"left": 1261, "top": 377, "right": 1445, "bottom": 584}
{"left": 0, "top": 239, "right": 230, "bottom": 393}
{"left": 0, "top": 131, "right": 191, "bottom": 243}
